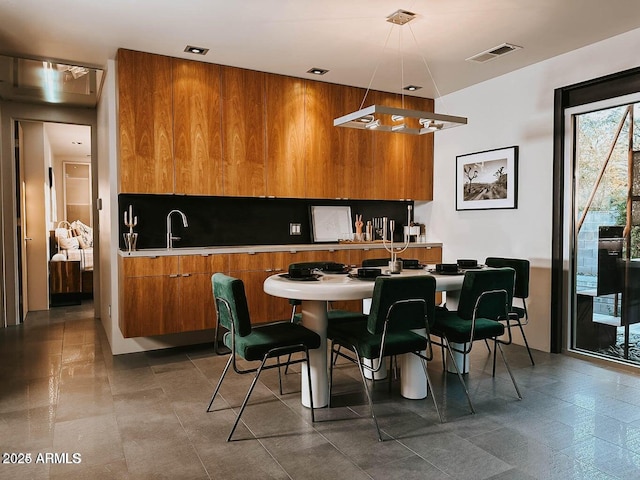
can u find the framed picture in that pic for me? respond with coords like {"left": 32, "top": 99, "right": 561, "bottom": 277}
{"left": 310, "top": 206, "right": 353, "bottom": 242}
{"left": 456, "top": 146, "right": 518, "bottom": 211}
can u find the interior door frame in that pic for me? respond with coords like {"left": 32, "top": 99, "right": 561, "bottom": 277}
{"left": 0, "top": 101, "right": 97, "bottom": 327}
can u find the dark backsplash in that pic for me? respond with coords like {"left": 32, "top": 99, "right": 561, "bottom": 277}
{"left": 118, "top": 194, "right": 414, "bottom": 249}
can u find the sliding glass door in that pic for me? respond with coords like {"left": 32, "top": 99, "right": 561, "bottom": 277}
{"left": 569, "top": 98, "right": 640, "bottom": 364}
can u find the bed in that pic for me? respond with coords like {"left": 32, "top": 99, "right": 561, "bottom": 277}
{"left": 50, "top": 220, "right": 94, "bottom": 295}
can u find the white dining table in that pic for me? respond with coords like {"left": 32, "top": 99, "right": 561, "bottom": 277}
{"left": 263, "top": 267, "right": 465, "bottom": 408}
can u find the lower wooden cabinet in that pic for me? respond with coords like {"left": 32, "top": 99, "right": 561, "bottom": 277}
{"left": 119, "top": 255, "right": 227, "bottom": 338}
{"left": 118, "top": 245, "right": 441, "bottom": 337}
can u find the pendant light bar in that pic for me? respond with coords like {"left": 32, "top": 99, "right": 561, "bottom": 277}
{"left": 334, "top": 104, "right": 467, "bottom": 135}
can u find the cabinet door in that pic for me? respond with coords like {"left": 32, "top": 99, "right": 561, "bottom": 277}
{"left": 403, "top": 247, "right": 442, "bottom": 264}
{"left": 179, "top": 272, "right": 217, "bottom": 332}
{"left": 121, "top": 275, "right": 181, "bottom": 337}
{"left": 371, "top": 91, "right": 405, "bottom": 200}
{"left": 118, "top": 49, "right": 173, "bottom": 194}
{"left": 266, "top": 74, "right": 306, "bottom": 197}
{"left": 222, "top": 66, "right": 267, "bottom": 196}
{"left": 401, "top": 96, "right": 434, "bottom": 201}
{"left": 173, "top": 59, "right": 223, "bottom": 195}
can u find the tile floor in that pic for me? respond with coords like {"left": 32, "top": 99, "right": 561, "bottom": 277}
{"left": 2, "top": 302, "right": 640, "bottom": 479}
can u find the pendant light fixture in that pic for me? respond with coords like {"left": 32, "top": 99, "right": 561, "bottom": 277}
{"left": 333, "top": 9, "right": 467, "bottom": 135}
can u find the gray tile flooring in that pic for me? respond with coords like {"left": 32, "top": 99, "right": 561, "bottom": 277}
{"left": 3, "top": 303, "right": 640, "bottom": 479}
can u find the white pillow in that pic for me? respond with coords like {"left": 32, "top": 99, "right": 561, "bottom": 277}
{"left": 58, "top": 236, "right": 80, "bottom": 250}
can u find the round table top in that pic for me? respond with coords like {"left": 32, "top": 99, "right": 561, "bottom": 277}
{"left": 263, "top": 268, "right": 465, "bottom": 301}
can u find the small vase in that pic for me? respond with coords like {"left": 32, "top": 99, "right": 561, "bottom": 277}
{"left": 388, "top": 260, "right": 403, "bottom": 274}
{"left": 123, "top": 232, "right": 138, "bottom": 252}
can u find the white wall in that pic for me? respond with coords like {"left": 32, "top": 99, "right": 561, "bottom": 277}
{"left": 414, "top": 27, "right": 640, "bottom": 353}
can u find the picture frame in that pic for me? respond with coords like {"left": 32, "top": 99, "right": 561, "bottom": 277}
{"left": 456, "top": 146, "right": 518, "bottom": 211}
{"left": 310, "top": 205, "right": 353, "bottom": 242}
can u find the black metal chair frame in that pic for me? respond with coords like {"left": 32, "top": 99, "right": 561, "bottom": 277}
{"left": 328, "top": 298, "right": 442, "bottom": 441}
{"left": 207, "top": 296, "right": 316, "bottom": 442}
{"left": 431, "top": 288, "right": 522, "bottom": 415}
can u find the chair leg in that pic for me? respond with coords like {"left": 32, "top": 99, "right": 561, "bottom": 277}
{"left": 328, "top": 342, "right": 336, "bottom": 408}
{"left": 206, "top": 354, "right": 233, "bottom": 412}
{"left": 277, "top": 359, "right": 284, "bottom": 395}
{"left": 517, "top": 320, "right": 535, "bottom": 365}
{"left": 419, "top": 357, "right": 443, "bottom": 423}
{"left": 444, "top": 340, "right": 475, "bottom": 414}
{"left": 484, "top": 339, "right": 491, "bottom": 353}
{"left": 496, "top": 342, "right": 522, "bottom": 400}
{"left": 227, "top": 355, "right": 269, "bottom": 442}
{"left": 492, "top": 339, "right": 498, "bottom": 377}
{"left": 354, "top": 351, "right": 383, "bottom": 442}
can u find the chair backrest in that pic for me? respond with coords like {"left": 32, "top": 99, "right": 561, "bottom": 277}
{"left": 211, "top": 273, "right": 252, "bottom": 337}
{"left": 362, "top": 258, "right": 394, "bottom": 267}
{"left": 456, "top": 268, "right": 515, "bottom": 321}
{"left": 485, "top": 257, "right": 529, "bottom": 299}
{"left": 367, "top": 275, "right": 436, "bottom": 334}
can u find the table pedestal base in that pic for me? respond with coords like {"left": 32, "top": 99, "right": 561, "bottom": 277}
{"left": 446, "top": 342, "right": 470, "bottom": 374}
{"left": 300, "top": 300, "right": 329, "bottom": 408}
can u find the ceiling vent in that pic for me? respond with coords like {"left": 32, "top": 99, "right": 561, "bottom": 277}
{"left": 466, "top": 43, "right": 522, "bottom": 63}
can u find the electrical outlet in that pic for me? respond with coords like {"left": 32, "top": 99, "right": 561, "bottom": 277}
{"left": 289, "top": 223, "right": 301, "bottom": 235}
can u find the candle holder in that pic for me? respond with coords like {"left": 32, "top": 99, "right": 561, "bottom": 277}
{"left": 382, "top": 205, "right": 412, "bottom": 273}
{"left": 123, "top": 204, "right": 138, "bottom": 252}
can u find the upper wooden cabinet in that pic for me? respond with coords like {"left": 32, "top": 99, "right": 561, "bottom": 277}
{"left": 221, "top": 66, "right": 266, "bottom": 196}
{"left": 265, "top": 74, "right": 306, "bottom": 198}
{"left": 118, "top": 51, "right": 224, "bottom": 195}
{"left": 118, "top": 49, "right": 173, "bottom": 194}
{"left": 173, "top": 59, "right": 223, "bottom": 195}
{"left": 117, "top": 49, "right": 434, "bottom": 200}
{"left": 305, "top": 82, "right": 373, "bottom": 199}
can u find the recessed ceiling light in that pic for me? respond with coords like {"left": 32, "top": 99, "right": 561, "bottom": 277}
{"left": 184, "top": 45, "right": 209, "bottom": 55}
{"left": 403, "top": 85, "right": 422, "bottom": 92}
{"left": 72, "top": 141, "right": 83, "bottom": 145}
{"left": 307, "top": 67, "right": 329, "bottom": 76}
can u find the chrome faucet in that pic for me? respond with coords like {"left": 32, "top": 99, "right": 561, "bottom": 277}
{"left": 166, "top": 209, "right": 188, "bottom": 249}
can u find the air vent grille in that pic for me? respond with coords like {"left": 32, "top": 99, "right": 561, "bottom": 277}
{"left": 466, "top": 43, "right": 522, "bottom": 63}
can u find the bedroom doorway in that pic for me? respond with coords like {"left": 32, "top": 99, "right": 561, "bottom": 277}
{"left": 16, "top": 120, "right": 93, "bottom": 314}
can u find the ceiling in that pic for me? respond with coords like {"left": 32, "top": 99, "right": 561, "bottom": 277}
{"left": 43, "top": 123, "right": 91, "bottom": 158}
{"left": 1, "top": 0, "right": 639, "bottom": 102}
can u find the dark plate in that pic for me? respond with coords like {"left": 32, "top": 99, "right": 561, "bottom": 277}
{"left": 279, "top": 273, "right": 322, "bottom": 281}
{"left": 460, "top": 265, "right": 485, "bottom": 270}
{"left": 348, "top": 273, "right": 390, "bottom": 281}
{"left": 322, "top": 267, "right": 351, "bottom": 274}
{"left": 429, "top": 269, "right": 464, "bottom": 275}
{"left": 403, "top": 265, "right": 425, "bottom": 270}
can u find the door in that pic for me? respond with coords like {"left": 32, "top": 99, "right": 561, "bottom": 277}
{"left": 17, "top": 123, "right": 28, "bottom": 321}
{"left": 568, "top": 98, "right": 640, "bottom": 364}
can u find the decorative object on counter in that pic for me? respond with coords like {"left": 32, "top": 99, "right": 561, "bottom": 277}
{"left": 365, "top": 220, "right": 373, "bottom": 242}
{"left": 123, "top": 204, "right": 138, "bottom": 252}
{"left": 382, "top": 205, "right": 411, "bottom": 273}
{"left": 333, "top": 9, "right": 467, "bottom": 135}
{"left": 310, "top": 205, "right": 353, "bottom": 242}
{"left": 354, "top": 214, "right": 364, "bottom": 242}
{"left": 456, "top": 146, "right": 518, "bottom": 211}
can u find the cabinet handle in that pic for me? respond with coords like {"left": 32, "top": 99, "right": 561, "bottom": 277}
{"left": 181, "top": 273, "right": 191, "bottom": 277}
{"left": 265, "top": 269, "right": 273, "bottom": 272}
{"left": 169, "top": 274, "right": 179, "bottom": 278}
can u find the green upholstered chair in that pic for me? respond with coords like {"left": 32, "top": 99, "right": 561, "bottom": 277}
{"left": 485, "top": 257, "right": 534, "bottom": 365}
{"left": 327, "top": 275, "right": 442, "bottom": 441}
{"left": 207, "top": 273, "right": 321, "bottom": 442}
{"left": 431, "top": 267, "right": 522, "bottom": 414}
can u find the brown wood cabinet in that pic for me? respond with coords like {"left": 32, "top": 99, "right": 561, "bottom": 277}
{"left": 221, "top": 66, "right": 267, "bottom": 196}
{"left": 173, "top": 59, "right": 223, "bottom": 195}
{"left": 118, "top": 49, "right": 434, "bottom": 200}
{"left": 118, "top": 49, "right": 173, "bottom": 194}
{"left": 117, "top": 245, "right": 440, "bottom": 338}
{"left": 119, "top": 255, "right": 227, "bottom": 337}
{"left": 265, "top": 74, "right": 307, "bottom": 198}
